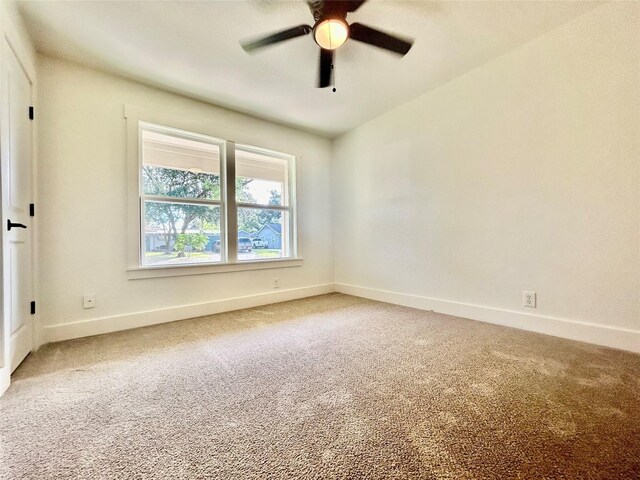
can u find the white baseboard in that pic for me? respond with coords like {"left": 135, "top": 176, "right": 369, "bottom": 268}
{"left": 0, "top": 367, "right": 10, "bottom": 397}
{"left": 41, "top": 283, "right": 335, "bottom": 344}
{"left": 335, "top": 283, "right": 640, "bottom": 353}
{"left": 38, "top": 282, "right": 640, "bottom": 354}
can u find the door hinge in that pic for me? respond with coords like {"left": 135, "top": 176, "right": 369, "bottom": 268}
{"left": 29, "top": 106, "right": 34, "bottom": 120}
{"left": 29, "top": 203, "right": 35, "bottom": 217}
{"left": 30, "top": 301, "right": 36, "bottom": 315}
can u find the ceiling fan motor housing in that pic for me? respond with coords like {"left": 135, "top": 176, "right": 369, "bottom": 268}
{"left": 307, "top": 0, "right": 348, "bottom": 22}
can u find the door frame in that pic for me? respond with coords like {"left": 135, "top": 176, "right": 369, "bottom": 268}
{"left": 0, "top": 4, "right": 38, "bottom": 395}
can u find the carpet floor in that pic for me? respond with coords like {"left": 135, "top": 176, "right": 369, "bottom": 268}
{"left": 1, "top": 293, "right": 639, "bottom": 479}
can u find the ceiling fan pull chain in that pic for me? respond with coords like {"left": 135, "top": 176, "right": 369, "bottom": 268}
{"left": 332, "top": 63, "right": 337, "bottom": 93}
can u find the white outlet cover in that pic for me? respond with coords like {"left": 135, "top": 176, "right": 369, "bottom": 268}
{"left": 522, "top": 291, "right": 536, "bottom": 308}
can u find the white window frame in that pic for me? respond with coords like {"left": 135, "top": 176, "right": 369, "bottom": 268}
{"left": 235, "top": 143, "right": 297, "bottom": 262}
{"left": 139, "top": 122, "right": 227, "bottom": 265}
{"left": 124, "top": 105, "right": 302, "bottom": 279}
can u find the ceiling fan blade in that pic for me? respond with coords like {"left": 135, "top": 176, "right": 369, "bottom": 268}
{"left": 318, "top": 48, "right": 334, "bottom": 88}
{"left": 241, "top": 24, "right": 312, "bottom": 53}
{"left": 349, "top": 22, "right": 413, "bottom": 56}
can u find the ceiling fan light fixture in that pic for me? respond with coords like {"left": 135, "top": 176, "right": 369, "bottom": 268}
{"left": 313, "top": 18, "right": 349, "bottom": 50}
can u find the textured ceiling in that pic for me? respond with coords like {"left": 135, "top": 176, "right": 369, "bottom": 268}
{"left": 18, "top": 0, "right": 601, "bottom": 137}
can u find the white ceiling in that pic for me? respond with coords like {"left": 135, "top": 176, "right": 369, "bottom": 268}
{"left": 18, "top": 0, "right": 601, "bottom": 138}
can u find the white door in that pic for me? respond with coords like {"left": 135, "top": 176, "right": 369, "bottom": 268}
{"left": 1, "top": 40, "right": 33, "bottom": 372}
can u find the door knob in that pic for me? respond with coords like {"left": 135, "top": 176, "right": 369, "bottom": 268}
{"left": 7, "top": 220, "right": 27, "bottom": 231}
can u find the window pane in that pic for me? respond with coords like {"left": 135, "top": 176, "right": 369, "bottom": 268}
{"left": 236, "top": 147, "right": 289, "bottom": 206}
{"left": 142, "top": 126, "right": 221, "bottom": 200}
{"left": 237, "top": 208, "right": 289, "bottom": 261}
{"left": 143, "top": 201, "right": 222, "bottom": 266}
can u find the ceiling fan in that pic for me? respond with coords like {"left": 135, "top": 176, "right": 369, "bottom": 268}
{"left": 240, "top": 0, "right": 414, "bottom": 89}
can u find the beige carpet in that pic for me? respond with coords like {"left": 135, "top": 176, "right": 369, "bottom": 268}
{"left": 1, "top": 293, "right": 639, "bottom": 479}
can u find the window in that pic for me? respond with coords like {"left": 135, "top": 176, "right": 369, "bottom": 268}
{"left": 140, "top": 124, "right": 224, "bottom": 266}
{"left": 236, "top": 145, "right": 292, "bottom": 261}
{"left": 134, "top": 120, "right": 297, "bottom": 270}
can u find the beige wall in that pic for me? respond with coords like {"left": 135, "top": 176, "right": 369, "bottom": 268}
{"left": 36, "top": 56, "right": 333, "bottom": 342}
{"left": 332, "top": 3, "right": 639, "bottom": 343}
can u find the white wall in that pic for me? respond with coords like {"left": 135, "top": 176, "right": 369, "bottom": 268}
{"left": 332, "top": 2, "right": 640, "bottom": 351}
{"left": 36, "top": 55, "right": 333, "bottom": 344}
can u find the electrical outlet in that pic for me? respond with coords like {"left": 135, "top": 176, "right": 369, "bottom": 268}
{"left": 522, "top": 291, "right": 536, "bottom": 308}
{"left": 273, "top": 278, "right": 279, "bottom": 289}
{"left": 83, "top": 294, "right": 96, "bottom": 309}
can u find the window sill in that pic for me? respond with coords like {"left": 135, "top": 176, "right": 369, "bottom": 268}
{"left": 127, "top": 258, "right": 303, "bottom": 280}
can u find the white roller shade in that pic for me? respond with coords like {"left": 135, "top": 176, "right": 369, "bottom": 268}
{"left": 142, "top": 129, "right": 220, "bottom": 174}
{"left": 236, "top": 148, "right": 288, "bottom": 183}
